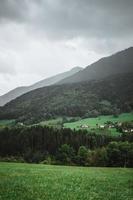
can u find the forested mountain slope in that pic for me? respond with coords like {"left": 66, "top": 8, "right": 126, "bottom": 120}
{"left": 0, "top": 73, "right": 132, "bottom": 123}
{"left": 0, "top": 67, "right": 82, "bottom": 106}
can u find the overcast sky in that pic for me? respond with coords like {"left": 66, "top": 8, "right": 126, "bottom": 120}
{"left": 0, "top": 0, "right": 133, "bottom": 95}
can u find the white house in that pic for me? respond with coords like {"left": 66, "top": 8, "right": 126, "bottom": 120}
{"left": 99, "top": 125, "right": 105, "bottom": 129}
{"left": 80, "top": 124, "right": 89, "bottom": 128}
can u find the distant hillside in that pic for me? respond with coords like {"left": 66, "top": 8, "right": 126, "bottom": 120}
{"left": 58, "top": 47, "right": 133, "bottom": 84}
{"left": 0, "top": 67, "right": 82, "bottom": 106}
{"left": 0, "top": 73, "right": 132, "bottom": 123}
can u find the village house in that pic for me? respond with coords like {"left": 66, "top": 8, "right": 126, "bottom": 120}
{"left": 99, "top": 125, "right": 105, "bottom": 129}
{"left": 80, "top": 124, "right": 89, "bottom": 128}
{"left": 17, "top": 122, "right": 24, "bottom": 126}
{"left": 117, "top": 122, "right": 122, "bottom": 127}
{"left": 122, "top": 128, "right": 133, "bottom": 133}
{"left": 123, "top": 129, "right": 128, "bottom": 133}
{"left": 108, "top": 125, "right": 115, "bottom": 128}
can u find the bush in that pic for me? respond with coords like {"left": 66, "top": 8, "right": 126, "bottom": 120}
{"left": 77, "top": 146, "right": 88, "bottom": 166}
{"left": 40, "top": 156, "right": 55, "bottom": 165}
{"left": 0, "top": 156, "right": 24, "bottom": 163}
{"left": 57, "top": 144, "right": 75, "bottom": 165}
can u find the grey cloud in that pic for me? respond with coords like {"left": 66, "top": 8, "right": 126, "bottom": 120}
{"left": 0, "top": 54, "right": 16, "bottom": 75}
{"left": 0, "top": 0, "right": 133, "bottom": 55}
{"left": 0, "top": 0, "right": 133, "bottom": 95}
{"left": 0, "top": 64, "right": 16, "bottom": 75}
{"left": 0, "top": 0, "right": 29, "bottom": 22}
{"left": 37, "top": 0, "right": 133, "bottom": 39}
{"left": 0, "top": 0, "right": 133, "bottom": 40}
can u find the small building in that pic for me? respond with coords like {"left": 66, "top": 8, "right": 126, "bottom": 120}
{"left": 109, "top": 125, "right": 115, "bottom": 128}
{"left": 99, "top": 125, "right": 105, "bottom": 129}
{"left": 80, "top": 124, "right": 89, "bottom": 129}
{"left": 122, "top": 129, "right": 133, "bottom": 133}
{"left": 123, "top": 129, "right": 128, "bottom": 133}
{"left": 17, "top": 122, "right": 24, "bottom": 126}
{"left": 117, "top": 122, "right": 122, "bottom": 127}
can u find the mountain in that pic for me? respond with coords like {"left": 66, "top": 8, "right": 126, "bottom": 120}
{"left": 0, "top": 67, "right": 82, "bottom": 106}
{"left": 58, "top": 47, "right": 133, "bottom": 84}
{"left": 0, "top": 73, "right": 133, "bottom": 123}
{"left": 0, "top": 47, "right": 133, "bottom": 123}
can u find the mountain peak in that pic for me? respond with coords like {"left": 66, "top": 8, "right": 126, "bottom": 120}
{"left": 59, "top": 47, "right": 133, "bottom": 84}
{"left": 70, "top": 66, "right": 83, "bottom": 72}
{"left": 0, "top": 66, "right": 83, "bottom": 106}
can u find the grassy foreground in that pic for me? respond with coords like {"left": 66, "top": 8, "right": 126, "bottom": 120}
{"left": 0, "top": 163, "right": 132, "bottom": 200}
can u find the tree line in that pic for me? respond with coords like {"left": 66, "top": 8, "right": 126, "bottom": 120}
{"left": 0, "top": 126, "right": 133, "bottom": 167}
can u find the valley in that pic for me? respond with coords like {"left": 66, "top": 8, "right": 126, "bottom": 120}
{"left": 0, "top": 1, "right": 133, "bottom": 199}
{"left": 1, "top": 113, "right": 133, "bottom": 137}
{"left": 0, "top": 48, "right": 132, "bottom": 170}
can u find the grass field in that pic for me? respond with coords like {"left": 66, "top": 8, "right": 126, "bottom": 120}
{"left": 0, "top": 120, "right": 15, "bottom": 128}
{"left": 38, "top": 118, "right": 63, "bottom": 129}
{"left": 0, "top": 162, "right": 132, "bottom": 200}
{"left": 38, "top": 117, "right": 79, "bottom": 129}
{"left": 0, "top": 113, "right": 133, "bottom": 136}
{"left": 63, "top": 113, "right": 133, "bottom": 135}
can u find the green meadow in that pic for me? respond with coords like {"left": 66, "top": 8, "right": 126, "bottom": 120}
{"left": 0, "top": 120, "right": 15, "bottom": 128}
{"left": 0, "top": 162, "right": 132, "bottom": 200}
{"left": 38, "top": 117, "right": 63, "bottom": 128}
{"left": 0, "top": 113, "right": 133, "bottom": 136}
{"left": 63, "top": 113, "right": 133, "bottom": 135}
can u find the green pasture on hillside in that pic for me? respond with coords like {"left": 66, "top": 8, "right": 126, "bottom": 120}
{"left": 38, "top": 117, "right": 79, "bottom": 129}
{"left": 0, "top": 113, "right": 132, "bottom": 136}
{"left": 39, "top": 118, "right": 63, "bottom": 128}
{"left": 0, "top": 162, "right": 132, "bottom": 200}
{"left": 63, "top": 113, "right": 133, "bottom": 135}
{"left": 0, "top": 120, "right": 15, "bottom": 128}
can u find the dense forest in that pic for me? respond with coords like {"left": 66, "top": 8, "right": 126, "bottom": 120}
{"left": 0, "top": 73, "right": 133, "bottom": 124}
{"left": 0, "top": 126, "right": 133, "bottom": 167}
